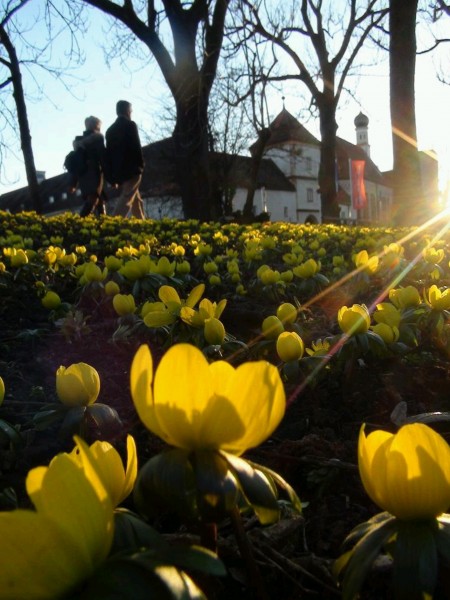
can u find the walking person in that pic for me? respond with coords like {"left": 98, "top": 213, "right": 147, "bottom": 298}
{"left": 105, "top": 100, "right": 145, "bottom": 219}
{"left": 69, "top": 116, "right": 108, "bottom": 217}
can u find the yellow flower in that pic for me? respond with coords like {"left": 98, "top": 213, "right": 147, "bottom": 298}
{"left": 370, "top": 323, "right": 400, "bottom": 343}
{"left": 354, "top": 250, "right": 379, "bottom": 274}
{"left": 276, "top": 332, "right": 304, "bottom": 362}
{"left": 204, "top": 317, "right": 226, "bottom": 345}
{"left": 305, "top": 338, "right": 330, "bottom": 356}
{"left": 104, "top": 255, "right": 123, "bottom": 272}
{"left": 373, "top": 302, "right": 402, "bottom": 328}
{"left": 0, "top": 439, "right": 113, "bottom": 598}
{"left": 10, "top": 248, "right": 28, "bottom": 267}
{"left": 427, "top": 285, "right": 450, "bottom": 310}
{"left": 258, "top": 267, "right": 281, "bottom": 285}
{"left": 112, "top": 293, "right": 136, "bottom": 316}
{"left": 144, "top": 284, "right": 205, "bottom": 328}
{"left": 70, "top": 435, "right": 137, "bottom": 507}
{"left": 84, "top": 262, "right": 105, "bottom": 282}
{"left": 423, "top": 247, "right": 444, "bottom": 264}
{"left": 389, "top": 285, "right": 421, "bottom": 309}
{"left": 41, "top": 291, "right": 61, "bottom": 310}
{"left": 56, "top": 363, "right": 100, "bottom": 407}
{"left": 0, "top": 376, "right": 4, "bottom": 406}
{"left": 358, "top": 423, "right": 450, "bottom": 520}
{"left": 276, "top": 302, "right": 298, "bottom": 325}
{"left": 262, "top": 315, "right": 285, "bottom": 340}
{"left": 293, "top": 259, "right": 320, "bottom": 278}
{"left": 130, "top": 343, "right": 285, "bottom": 456}
{"left": 104, "top": 280, "right": 120, "bottom": 296}
{"left": 337, "top": 304, "right": 370, "bottom": 335}
{"left": 180, "top": 296, "right": 227, "bottom": 328}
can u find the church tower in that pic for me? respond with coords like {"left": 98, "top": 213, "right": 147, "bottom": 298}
{"left": 354, "top": 111, "right": 370, "bottom": 157}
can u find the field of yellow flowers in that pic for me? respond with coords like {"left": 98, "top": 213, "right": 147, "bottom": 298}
{"left": 1, "top": 210, "right": 450, "bottom": 599}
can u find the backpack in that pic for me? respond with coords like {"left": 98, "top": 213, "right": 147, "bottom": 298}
{"left": 64, "top": 147, "right": 88, "bottom": 177}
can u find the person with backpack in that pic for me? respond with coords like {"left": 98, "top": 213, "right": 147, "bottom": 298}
{"left": 105, "top": 100, "right": 145, "bottom": 219}
{"left": 67, "top": 116, "right": 108, "bottom": 217}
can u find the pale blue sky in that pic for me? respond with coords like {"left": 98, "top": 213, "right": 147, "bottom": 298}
{"left": 1, "top": 2, "right": 449, "bottom": 196}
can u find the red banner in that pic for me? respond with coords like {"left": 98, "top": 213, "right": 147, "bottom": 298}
{"left": 351, "top": 160, "right": 367, "bottom": 210}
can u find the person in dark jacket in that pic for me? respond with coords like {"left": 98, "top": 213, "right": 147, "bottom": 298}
{"left": 105, "top": 100, "right": 145, "bottom": 219}
{"left": 69, "top": 116, "right": 108, "bottom": 217}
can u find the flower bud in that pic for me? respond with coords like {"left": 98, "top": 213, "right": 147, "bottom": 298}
{"left": 41, "top": 291, "right": 61, "bottom": 310}
{"left": 338, "top": 304, "right": 370, "bottom": 335}
{"left": 276, "top": 332, "right": 304, "bottom": 362}
{"left": 113, "top": 294, "right": 136, "bottom": 316}
{"left": 262, "top": 315, "right": 284, "bottom": 340}
{"left": 276, "top": 303, "right": 298, "bottom": 325}
{"left": 104, "top": 281, "right": 120, "bottom": 296}
{"left": 56, "top": 363, "right": 100, "bottom": 407}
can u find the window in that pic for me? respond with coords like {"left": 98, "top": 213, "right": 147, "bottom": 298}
{"left": 49, "top": 196, "right": 54, "bottom": 204}
{"left": 61, "top": 193, "right": 67, "bottom": 200}
{"left": 306, "top": 157, "right": 312, "bottom": 172}
{"left": 307, "top": 188, "right": 314, "bottom": 203}
{"left": 283, "top": 206, "right": 288, "bottom": 217}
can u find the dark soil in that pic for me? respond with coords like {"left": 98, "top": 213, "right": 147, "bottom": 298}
{"left": 2, "top": 312, "right": 450, "bottom": 599}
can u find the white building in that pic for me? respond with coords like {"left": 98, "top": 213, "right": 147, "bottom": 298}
{"left": 232, "top": 108, "right": 393, "bottom": 224}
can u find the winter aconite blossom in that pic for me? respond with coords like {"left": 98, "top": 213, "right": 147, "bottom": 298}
{"left": 0, "top": 438, "right": 114, "bottom": 599}
{"left": 358, "top": 423, "right": 450, "bottom": 520}
{"left": 427, "top": 285, "right": 450, "bottom": 310}
{"left": 130, "top": 343, "right": 285, "bottom": 456}
{"left": 41, "top": 291, "right": 61, "bottom": 310}
{"left": 337, "top": 304, "right": 371, "bottom": 335}
{"left": 70, "top": 435, "right": 137, "bottom": 507}
{"left": 276, "top": 331, "right": 304, "bottom": 362}
{"left": 112, "top": 293, "right": 136, "bottom": 316}
{"left": 56, "top": 362, "right": 100, "bottom": 407}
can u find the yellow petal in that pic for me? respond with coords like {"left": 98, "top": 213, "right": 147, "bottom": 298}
{"left": 358, "top": 425, "right": 393, "bottom": 511}
{"left": 153, "top": 344, "right": 215, "bottom": 448}
{"left": 122, "top": 435, "right": 138, "bottom": 503}
{"left": 27, "top": 451, "right": 113, "bottom": 570}
{"left": 130, "top": 345, "right": 169, "bottom": 443}
{"left": 0, "top": 510, "right": 87, "bottom": 599}
{"left": 88, "top": 441, "right": 126, "bottom": 507}
{"left": 185, "top": 283, "right": 205, "bottom": 308}
{"left": 143, "top": 311, "right": 176, "bottom": 327}
{"left": 158, "top": 285, "right": 181, "bottom": 305}
{"left": 384, "top": 424, "right": 450, "bottom": 519}
{"left": 219, "top": 360, "right": 285, "bottom": 455}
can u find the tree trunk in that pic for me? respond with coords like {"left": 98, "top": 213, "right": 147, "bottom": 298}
{"left": 318, "top": 96, "right": 340, "bottom": 223}
{"left": 389, "top": 0, "right": 422, "bottom": 225}
{"left": 0, "top": 24, "right": 41, "bottom": 214}
{"left": 243, "top": 127, "right": 271, "bottom": 217}
{"left": 173, "top": 83, "right": 219, "bottom": 222}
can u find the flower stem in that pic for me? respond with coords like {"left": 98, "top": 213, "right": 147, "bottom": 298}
{"left": 230, "top": 507, "right": 270, "bottom": 600}
{"left": 200, "top": 521, "right": 218, "bottom": 554}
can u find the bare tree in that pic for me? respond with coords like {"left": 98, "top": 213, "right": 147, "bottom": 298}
{"left": 0, "top": 0, "right": 85, "bottom": 213}
{"left": 389, "top": 0, "right": 421, "bottom": 225}
{"left": 232, "top": 0, "right": 388, "bottom": 222}
{"left": 80, "top": 0, "right": 230, "bottom": 221}
{"left": 1, "top": 0, "right": 41, "bottom": 212}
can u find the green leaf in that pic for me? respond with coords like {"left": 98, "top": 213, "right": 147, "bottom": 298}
{"left": 192, "top": 450, "right": 238, "bottom": 521}
{"left": 80, "top": 559, "right": 206, "bottom": 600}
{"left": 246, "top": 459, "right": 302, "bottom": 514}
{"left": 151, "top": 544, "right": 226, "bottom": 577}
{"left": 221, "top": 452, "right": 280, "bottom": 525}
{"left": 341, "top": 512, "right": 394, "bottom": 551}
{"left": 111, "top": 508, "right": 167, "bottom": 555}
{"left": 85, "top": 403, "right": 123, "bottom": 433}
{"left": 392, "top": 520, "right": 438, "bottom": 600}
{"left": 340, "top": 516, "right": 398, "bottom": 600}
{"left": 134, "top": 449, "right": 198, "bottom": 521}
{"left": 58, "top": 406, "right": 86, "bottom": 440}
{"left": 0, "top": 419, "right": 23, "bottom": 448}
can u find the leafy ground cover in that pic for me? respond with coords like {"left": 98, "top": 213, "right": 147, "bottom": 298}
{"left": 1, "top": 211, "right": 450, "bottom": 598}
